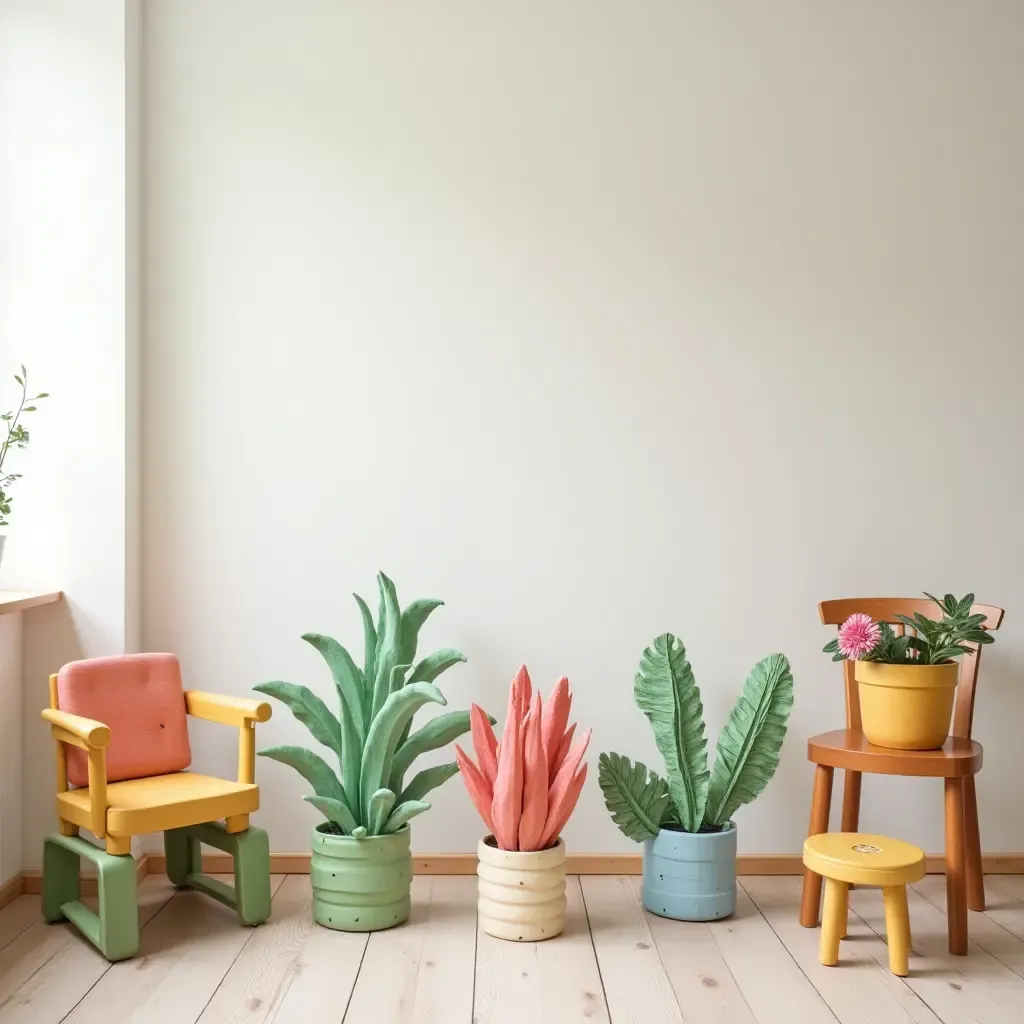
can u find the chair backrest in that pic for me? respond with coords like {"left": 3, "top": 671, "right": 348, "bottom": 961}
{"left": 55, "top": 653, "right": 192, "bottom": 786}
{"left": 819, "top": 598, "right": 1004, "bottom": 740}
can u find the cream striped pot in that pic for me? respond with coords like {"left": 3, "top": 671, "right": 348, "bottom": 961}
{"left": 476, "top": 836, "right": 567, "bottom": 941}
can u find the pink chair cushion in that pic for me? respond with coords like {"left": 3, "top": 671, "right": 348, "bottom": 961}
{"left": 57, "top": 653, "right": 192, "bottom": 786}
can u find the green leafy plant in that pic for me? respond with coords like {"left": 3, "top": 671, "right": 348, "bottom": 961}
{"left": 1, "top": 366, "right": 49, "bottom": 527}
{"left": 599, "top": 633, "right": 793, "bottom": 840}
{"left": 255, "top": 572, "right": 491, "bottom": 838}
{"left": 822, "top": 593, "right": 994, "bottom": 665}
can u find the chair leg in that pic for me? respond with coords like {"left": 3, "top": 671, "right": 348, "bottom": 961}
{"left": 840, "top": 770, "right": 862, "bottom": 832}
{"left": 800, "top": 764, "right": 834, "bottom": 927}
{"left": 883, "top": 886, "right": 911, "bottom": 976}
{"left": 945, "top": 777, "right": 968, "bottom": 955}
{"left": 819, "top": 878, "right": 847, "bottom": 966}
{"left": 964, "top": 775, "right": 984, "bottom": 912}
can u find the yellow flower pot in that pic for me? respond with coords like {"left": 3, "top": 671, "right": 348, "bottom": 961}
{"left": 855, "top": 661, "right": 959, "bottom": 750}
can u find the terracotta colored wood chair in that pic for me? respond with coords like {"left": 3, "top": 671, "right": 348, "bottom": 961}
{"left": 799, "top": 598, "right": 1004, "bottom": 956}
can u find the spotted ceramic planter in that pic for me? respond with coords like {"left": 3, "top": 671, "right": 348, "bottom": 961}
{"left": 476, "top": 836, "right": 567, "bottom": 941}
{"left": 642, "top": 822, "right": 737, "bottom": 921}
{"left": 310, "top": 824, "right": 412, "bottom": 932}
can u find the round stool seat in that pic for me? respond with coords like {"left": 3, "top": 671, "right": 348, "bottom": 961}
{"left": 803, "top": 833, "right": 925, "bottom": 887}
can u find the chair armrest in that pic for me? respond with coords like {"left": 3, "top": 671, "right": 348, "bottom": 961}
{"left": 185, "top": 691, "right": 272, "bottom": 728}
{"left": 41, "top": 708, "right": 112, "bottom": 750}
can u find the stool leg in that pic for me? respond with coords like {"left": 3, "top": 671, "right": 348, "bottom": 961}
{"left": 820, "top": 878, "right": 847, "bottom": 966}
{"left": 883, "top": 886, "right": 911, "bottom": 976}
{"left": 801, "top": 765, "right": 834, "bottom": 927}
{"left": 945, "top": 777, "right": 968, "bottom": 955}
{"left": 964, "top": 776, "right": 985, "bottom": 912}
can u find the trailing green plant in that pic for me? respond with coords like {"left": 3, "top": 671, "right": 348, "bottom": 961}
{"left": 822, "top": 593, "right": 994, "bottom": 665}
{"left": 599, "top": 633, "right": 793, "bottom": 840}
{"left": 255, "top": 572, "right": 492, "bottom": 838}
{"left": 1, "top": 366, "right": 49, "bottom": 527}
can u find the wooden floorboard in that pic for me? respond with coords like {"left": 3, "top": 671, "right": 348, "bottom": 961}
{"left": 1, "top": 874, "right": 1024, "bottom": 1022}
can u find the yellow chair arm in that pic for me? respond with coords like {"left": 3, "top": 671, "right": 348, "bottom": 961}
{"left": 184, "top": 691, "right": 272, "bottom": 728}
{"left": 41, "top": 708, "right": 112, "bottom": 750}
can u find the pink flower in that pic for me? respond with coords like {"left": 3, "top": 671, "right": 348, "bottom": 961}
{"left": 837, "top": 613, "right": 881, "bottom": 660}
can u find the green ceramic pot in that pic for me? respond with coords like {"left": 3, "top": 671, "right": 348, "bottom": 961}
{"left": 310, "top": 824, "right": 412, "bottom": 931}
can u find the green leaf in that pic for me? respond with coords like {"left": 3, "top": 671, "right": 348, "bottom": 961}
{"left": 957, "top": 594, "right": 977, "bottom": 616}
{"left": 303, "top": 794, "right": 358, "bottom": 834}
{"left": 370, "top": 573, "right": 402, "bottom": 720}
{"left": 407, "top": 648, "right": 467, "bottom": 686}
{"left": 13, "top": 375, "right": 22, "bottom": 385}
{"left": 367, "top": 788, "right": 397, "bottom": 835}
{"left": 353, "top": 592, "right": 378, "bottom": 699}
{"left": 704, "top": 654, "right": 794, "bottom": 827}
{"left": 399, "top": 598, "right": 445, "bottom": 666}
{"left": 597, "top": 752, "right": 672, "bottom": 842}
{"left": 382, "top": 800, "right": 431, "bottom": 833}
{"left": 822, "top": 638, "right": 839, "bottom": 653}
{"left": 338, "top": 697, "right": 362, "bottom": 817}
{"left": 398, "top": 762, "right": 460, "bottom": 805}
{"left": 633, "top": 633, "right": 709, "bottom": 832}
{"left": 253, "top": 682, "right": 342, "bottom": 757}
{"left": 359, "top": 682, "right": 446, "bottom": 826}
{"left": 389, "top": 662, "right": 412, "bottom": 697}
{"left": 258, "top": 745, "right": 345, "bottom": 802}
{"left": 388, "top": 709, "right": 485, "bottom": 793}
{"left": 301, "top": 633, "right": 367, "bottom": 738}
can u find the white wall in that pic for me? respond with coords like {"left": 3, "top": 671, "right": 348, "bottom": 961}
{"left": 0, "top": 0, "right": 140, "bottom": 870}
{"left": 142, "top": 0, "right": 1024, "bottom": 856}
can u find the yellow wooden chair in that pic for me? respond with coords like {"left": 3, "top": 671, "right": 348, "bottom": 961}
{"left": 42, "top": 653, "right": 273, "bottom": 961}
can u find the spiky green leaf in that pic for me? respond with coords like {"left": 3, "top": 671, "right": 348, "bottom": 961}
{"left": 253, "top": 682, "right": 341, "bottom": 757}
{"left": 399, "top": 598, "right": 445, "bottom": 666}
{"left": 383, "top": 800, "right": 431, "bottom": 833}
{"left": 388, "top": 709, "right": 488, "bottom": 793}
{"left": 398, "top": 762, "right": 460, "bottom": 805}
{"left": 258, "top": 745, "right": 345, "bottom": 802}
{"left": 367, "top": 788, "right": 397, "bottom": 835}
{"left": 353, "top": 592, "right": 378, "bottom": 696}
{"left": 407, "top": 649, "right": 467, "bottom": 686}
{"left": 597, "top": 752, "right": 671, "bottom": 842}
{"left": 304, "top": 794, "right": 358, "bottom": 834}
{"left": 633, "top": 633, "right": 709, "bottom": 832}
{"left": 301, "top": 633, "right": 367, "bottom": 737}
{"left": 704, "top": 654, "right": 794, "bottom": 827}
{"left": 370, "top": 573, "right": 402, "bottom": 720}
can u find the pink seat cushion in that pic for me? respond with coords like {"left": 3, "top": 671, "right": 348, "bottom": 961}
{"left": 57, "top": 654, "right": 192, "bottom": 786}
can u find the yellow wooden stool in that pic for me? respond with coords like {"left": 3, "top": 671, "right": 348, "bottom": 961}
{"left": 803, "top": 832, "right": 925, "bottom": 976}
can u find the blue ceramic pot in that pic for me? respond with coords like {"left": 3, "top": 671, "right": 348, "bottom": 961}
{"left": 642, "top": 822, "right": 737, "bottom": 921}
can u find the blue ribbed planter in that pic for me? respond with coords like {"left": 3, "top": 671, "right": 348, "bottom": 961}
{"left": 642, "top": 822, "right": 737, "bottom": 921}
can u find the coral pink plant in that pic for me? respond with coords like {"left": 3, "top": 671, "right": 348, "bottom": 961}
{"left": 837, "top": 613, "right": 882, "bottom": 660}
{"left": 457, "top": 666, "right": 590, "bottom": 852}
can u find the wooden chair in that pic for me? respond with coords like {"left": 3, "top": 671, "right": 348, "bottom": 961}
{"left": 799, "top": 598, "right": 1004, "bottom": 956}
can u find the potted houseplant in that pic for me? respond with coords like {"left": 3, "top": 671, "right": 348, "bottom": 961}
{"left": 255, "top": 571, "right": 490, "bottom": 932}
{"left": 823, "top": 592, "right": 994, "bottom": 750}
{"left": 456, "top": 666, "right": 590, "bottom": 941}
{"left": 0, "top": 366, "right": 50, "bottom": 571}
{"left": 599, "top": 633, "right": 793, "bottom": 922}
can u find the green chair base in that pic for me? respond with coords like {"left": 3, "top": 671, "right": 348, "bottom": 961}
{"left": 43, "top": 822, "right": 271, "bottom": 963}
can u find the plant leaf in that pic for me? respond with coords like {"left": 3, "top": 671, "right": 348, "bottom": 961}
{"left": 253, "top": 682, "right": 342, "bottom": 757}
{"left": 258, "top": 745, "right": 345, "bottom": 802}
{"left": 597, "top": 752, "right": 671, "bottom": 842}
{"left": 398, "top": 761, "right": 460, "bottom": 804}
{"left": 704, "top": 654, "right": 794, "bottom": 827}
{"left": 367, "top": 788, "right": 397, "bottom": 835}
{"left": 360, "top": 682, "right": 446, "bottom": 825}
{"left": 303, "top": 794, "right": 358, "bottom": 834}
{"left": 633, "top": 633, "right": 709, "bottom": 832}
{"left": 407, "top": 648, "right": 467, "bottom": 686}
{"left": 370, "top": 573, "right": 402, "bottom": 720}
{"left": 388, "top": 709, "right": 486, "bottom": 793}
{"left": 300, "top": 633, "right": 367, "bottom": 738}
{"left": 353, "top": 592, "right": 378, "bottom": 701}
{"left": 382, "top": 800, "right": 431, "bottom": 833}
{"left": 399, "top": 598, "right": 445, "bottom": 666}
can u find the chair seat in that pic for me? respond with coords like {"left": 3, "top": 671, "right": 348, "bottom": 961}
{"left": 803, "top": 832, "right": 926, "bottom": 887}
{"left": 808, "top": 729, "right": 982, "bottom": 778}
{"left": 57, "top": 771, "right": 259, "bottom": 837}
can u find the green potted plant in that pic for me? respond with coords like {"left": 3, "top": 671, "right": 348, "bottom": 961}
{"left": 823, "top": 592, "right": 994, "bottom": 750}
{"left": 598, "top": 633, "right": 793, "bottom": 922}
{"left": 255, "top": 571, "right": 490, "bottom": 932}
{"left": 0, "top": 366, "right": 50, "bottom": 570}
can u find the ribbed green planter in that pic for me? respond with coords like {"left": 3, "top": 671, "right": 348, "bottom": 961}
{"left": 310, "top": 824, "right": 412, "bottom": 932}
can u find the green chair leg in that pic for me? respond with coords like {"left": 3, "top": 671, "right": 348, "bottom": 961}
{"left": 163, "top": 822, "right": 271, "bottom": 926}
{"left": 42, "top": 833, "right": 139, "bottom": 962}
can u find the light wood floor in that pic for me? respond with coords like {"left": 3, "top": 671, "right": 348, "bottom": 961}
{"left": 5, "top": 874, "right": 1024, "bottom": 1022}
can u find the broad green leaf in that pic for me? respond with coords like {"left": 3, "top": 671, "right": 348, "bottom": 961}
{"left": 258, "top": 745, "right": 345, "bottom": 802}
{"left": 304, "top": 794, "right": 358, "bottom": 834}
{"left": 704, "top": 654, "right": 794, "bottom": 827}
{"left": 398, "top": 762, "right": 460, "bottom": 805}
{"left": 383, "top": 800, "right": 431, "bottom": 833}
{"left": 388, "top": 709, "right": 487, "bottom": 793}
{"left": 407, "top": 648, "right": 467, "bottom": 686}
{"left": 597, "top": 752, "right": 671, "bottom": 842}
{"left": 301, "top": 633, "right": 367, "bottom": 737}
{"left": 359, "top": 682, "right": 446, "bottom": 824}
{"left": 339, "top": 697, "right": 362, "bottom": 817}
{"left": 253, "top": 682, "right": 341, "bottom": 757}
{"left": 370, "top": 573, "right": 402, "bottom": 720}
{"left": 399, "top": 598, "right": 445, "bottom": 666}
{"left": 367, "top": 788, "right": 397, "bottom": 835}
{"left": 633, "top": 633, "right": 709, "bottom": 832}
{"left": 389, "top": 663, "right": 412, "bottom": 697}
{"left": 353, "top": 592, "right": 378, "bottom": 697}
